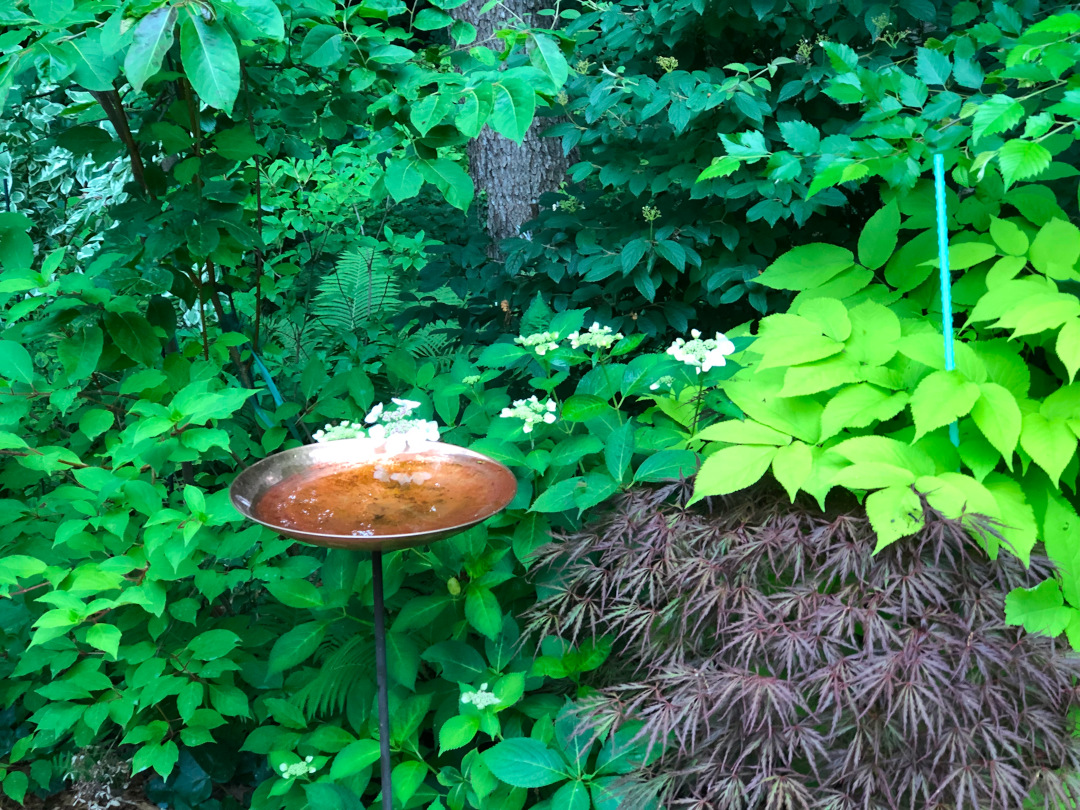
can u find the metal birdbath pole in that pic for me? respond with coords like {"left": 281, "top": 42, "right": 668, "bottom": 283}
{"left": 229, "top": 438, "right": 517, "bottom": 810}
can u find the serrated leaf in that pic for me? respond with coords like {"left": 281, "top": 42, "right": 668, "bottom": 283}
{"left": 1005, "top": 580, "right": 1073, "bottom": 637}
{"left": 857, "top": 201, "right": 900, "bottom": 271}
{"left": 1019, "top": 413, "right": 1076, "bottom": 485}
{"left": 690, "top": 444, "right": 778, "bottom": 504}
{"left": 909, "top": 370, "right": 980, "bottom": 441}
{"left": 1057, "top": 319, "right": 1080, "bottom": 383}
{"left": 439, "top": 715, "right": 480, "bottom": 753}
{"left": 483, "top": 739, "right": 567, "bottom": 788}
{"left": 757, "top": 243, "right": 854, "bottom": 290}
{"left": 866, "top": 485, "right": 925, "bottom": 551}
{"left": 998, "top": 139, "right": 1052, "bottom": 187}
{"left": 972, "top": 94, "right": 1024, "bottom": 142}
{"left": 771, "top": 441, "right": 812, "bottom": 501}
{"left": 970, "top": 382, "right": 1021, "bottom": 462}
{"left": 916, "top": 47, "right": 952, "bottom": 86}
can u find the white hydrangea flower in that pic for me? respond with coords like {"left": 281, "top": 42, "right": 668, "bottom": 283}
{"left": 499, "top": 395, "right": 558, "bottom": 433}
{"left": 649, "top": 375, "right": 675, "bottom": 391}
{"left": 567, "top": 321, "right": 623, "bottom": 350}
{"left": 666, "top": 329, "right": 736, "bottom": 373}
{"left": 314, "top": 400, "right": 440, "bottom": 449}
{"left": 460, "top": 683, "right": 501, "bottom": 710}
{"left": 515, "top": 331, "right": 561, "bottom": 356}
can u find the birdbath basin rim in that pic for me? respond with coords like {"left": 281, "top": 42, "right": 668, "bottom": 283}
{"left": 229, "top": 438, "right": 518, "bottom": 551}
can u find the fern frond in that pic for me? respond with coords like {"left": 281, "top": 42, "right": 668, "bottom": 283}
{"left": 313, "top": 248, "right": 402, "bottom": 333}
{"left": 402, "top": 320, "right": 457, "bottom": 371}
{"left": 295, "top": 634, "right": 374, "bottom": 720}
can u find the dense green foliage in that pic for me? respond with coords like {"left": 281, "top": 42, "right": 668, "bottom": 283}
{"left": 3, "top": 0, "right": 1080, "bottom": 807}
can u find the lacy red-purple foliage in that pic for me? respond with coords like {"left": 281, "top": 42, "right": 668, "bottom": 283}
{"left": 526, "top": 485, "right": 1080, "bottom": 810}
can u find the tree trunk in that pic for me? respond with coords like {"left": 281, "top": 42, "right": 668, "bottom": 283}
{"left": 453, "top": 0, "right": 569, "bottom": 252}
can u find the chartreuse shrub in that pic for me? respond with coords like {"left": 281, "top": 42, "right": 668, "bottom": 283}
{"left": 528, "top": 485, "right": 1080, "bottom": 809}
{"left": 690, "top": 184, "right": 1080, "bottom": 644}
{"left": 0, "top": 263, "right": 738, "bottom": 809}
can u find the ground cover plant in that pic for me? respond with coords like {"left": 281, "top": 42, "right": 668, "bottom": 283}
{"left": 528, "top": 485, "right": 1080, "bottom": 809}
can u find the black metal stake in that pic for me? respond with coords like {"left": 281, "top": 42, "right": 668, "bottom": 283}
{"left": 371, "top": 550, "right": 393, "bottom": 810}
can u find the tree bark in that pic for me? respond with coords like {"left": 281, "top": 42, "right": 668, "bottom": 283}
{"left": 452, "top": 0, "right": 569, "bottom": 252}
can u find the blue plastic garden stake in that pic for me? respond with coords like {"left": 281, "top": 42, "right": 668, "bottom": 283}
{"left": 933, "top": 154, "right": 960, "bottom": 449}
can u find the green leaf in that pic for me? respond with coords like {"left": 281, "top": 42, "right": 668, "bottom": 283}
{"left": 771, "top": 441, "right": 812, "bottom": 501}
{"left": 820, "top": 384, "right": 908, "bottom": 440}
{"left": 30, "top": 0, "right": 74, "bottom": 24}
{"left": 465, "top": 585, "right": 501, "bottom": 639}
{"left": 527, "top": 33, "right": 568, "bottom": 86}
{"left": 530, "top": 477, "right": 583, "bottom": 513}
{"left": 439, "top": 715, "right": 480, "bottom": 754}
{"left": 916, "top": 47, "right": 951, "bottom": 86}
{"left": 550, "top": 780, "right": 590, "bottom": 810}
{"left": 330, "top": 740, "right": 381, "bottom": 779}
{"left": 301, "top": 24, "right": 344, "bottom": 67}
{"left": 268, "top": 620, "right": 327, "bottom": 673}
{"left": 125, "top": 7, "right": 176, "bottom": 91}
{"left": 0, "top": 340, "right": 33, "bottom": 385}
{"left": 0, "top": 212, "right": 33, "bottom": 270}
{"left": 414, "top": 7, "right": 453, "bottom": 28}
{"left": 104, "top": 310, "right": 160, "bottom": 368}
{"left": 456, "top": 85, "right": 494, "bottom": 138}
{"left": 972, "top": 95, "right": 1024, "bottom": 142}
{"left": 58, "top": 326, "right": 103, "bottom": 381}
{"left": 561, "top": 394, "right": 609, "bottom": 422}
{"left": 3, "top": 772, "right": 28, "bottom": 805}
{"left": 228, "top": 0, "right": 285, "bottom": 40}
{"left": 690, "top": 445, "right": 778, "bottom": 504}
{"left": 909, "top": 370, "right": 980, "bottom": 441}
{"left": 696, "top": 419, "right": 791, "bottom": 446}
{"left": 1030, "top": 219, "right": 1080, "bottom": 279}
{"left": 866, "top": 485, "right": 925, "bottom": 551}
{"left": 604, "top": 420, "right": 634, "bottom": 482}
{"left": 757, "top": 244, "right": 855, "bottom": 290}
{"left": 483, "top": 739, "right": 568, "bottom": 788}
{"left": 778, "top": 120, "right": 820, "bottom": 154}
{"left": 1057, "top": 319, "right": 1080, "bottom": 383}
{"left": 266, "top": 578, "right": 324, "bottom": 609}
{"left": 391, "top": 761, "right": 426, "bottom": 805}
{"left": 998, "top": 139, "right": 1052, "bottom": 187}
{"left": 1020, "top": 413, "right": 1076, "bottom": 485}
{"left": 1005, "top": 580, "right": 1073, "bottom": 637}
{"left": 970, "top": 382, "right": 1021, "bottom": 462}
{"left": 420, "top": 157, "right": 473, "bottom": 211}
{"left": 857, "top": 201, "right": 900, "bottom": 271}
{"left": 179, "top": 12, "right": 240, "bottom": 112}
{"left": 988, "top": 216, "right": 1029, "bottom": 256}
{"left": 422, "top": 641, "right": 486, "bottom": 682}
{"left": 86, "top": 624, "right": 121, "bottom": 658}
{"left": 188, "top": 629, "right": 240, "bottom": 660}
{"left": 489, "top": 77, "right": 535, "bottom": 143}
{"left": 633, "top": 449, "right": 698, "bottom": 482}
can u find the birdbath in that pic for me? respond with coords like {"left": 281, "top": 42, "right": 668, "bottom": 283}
{"left": 230, "top": 438, "right": 517, "bottom": 809}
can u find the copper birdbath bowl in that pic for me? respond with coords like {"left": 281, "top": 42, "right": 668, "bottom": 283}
{"left": 230, "top": 439, "right": 517, "bottom": 809}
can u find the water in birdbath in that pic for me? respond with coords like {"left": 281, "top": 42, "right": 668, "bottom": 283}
{"left": 254, "top": 454, "right": 505, "bottom": 537}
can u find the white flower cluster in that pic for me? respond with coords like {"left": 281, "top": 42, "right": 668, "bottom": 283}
{"left": 312, "top": 398, "right": 440, "bottom": 453}
{"left": 568, "top": 322, "right": 623, "bottom": 350}
{"left": 515, "top": 331, "right": 561, "bottom": 356}
{"left": 279, "top": 756, "right": 316, "bottom": 778}
{"left": 666, "top": 329, "right": 736, "bottom": 373}
{"left": 649, "top": 375, "right": 675, "bottom": 391}
{"left": 461, "top": 683, "right": 500, "bottom": 710}
{"left": 499, "top": 396, "right": 557, "bottom": 434}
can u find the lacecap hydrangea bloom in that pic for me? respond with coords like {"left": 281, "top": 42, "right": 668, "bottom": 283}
{"left": 461, "top": 683, "right": 500, "bottom": 710}
{"left": 312, "top": 398, "right": 439, "bottom": 453}
{"left": 514, "top": 331, "right": 561, "bottom": 356}
{"left": 499, "top": 396, "right": 558, "bottom": 434}
{"left": 567, "top": 322, "right": 623, "bottom": 350}
{"left": 666, "top": 329, "right": 736, "bottom": 373}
